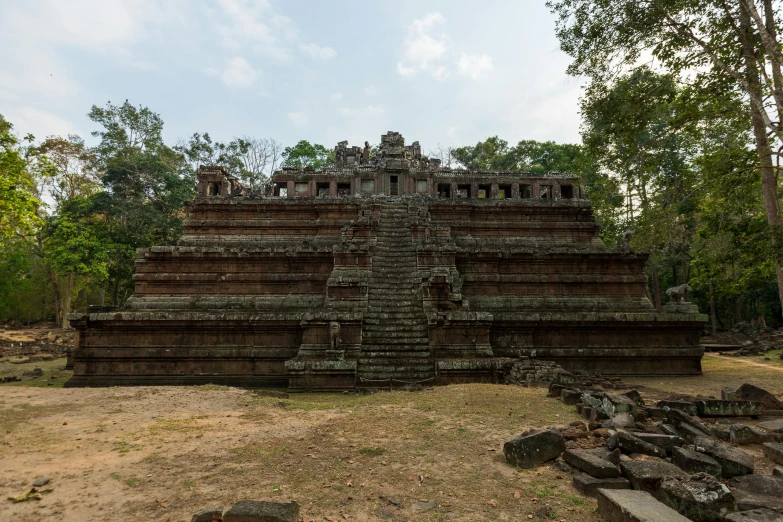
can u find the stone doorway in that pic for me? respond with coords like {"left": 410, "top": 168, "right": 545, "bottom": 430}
{"left": 390, "top": 175, "right": 398, "bottom": 195}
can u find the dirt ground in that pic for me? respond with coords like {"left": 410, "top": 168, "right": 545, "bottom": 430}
{"left": 1, "top": 353, "right": 782, "bottom": 522}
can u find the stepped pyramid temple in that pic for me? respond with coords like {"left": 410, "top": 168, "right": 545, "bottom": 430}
{"left": 67, "top": 132, "right": 706, "bottom": 390}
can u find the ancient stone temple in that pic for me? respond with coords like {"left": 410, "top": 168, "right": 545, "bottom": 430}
{"left": 67, "top": 132, "right": 706, "bottom": 390}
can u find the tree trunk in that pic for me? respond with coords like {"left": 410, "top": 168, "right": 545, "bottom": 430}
{"left": 709, "top": 281, "right": 717, "bottom": 335}
{"left": 652, "top": 265, "right": 662, "bottom": 311}
{"left": 61, "top": 272, "right": 74, "bottom": 329}
{"left": 739, "top": 3, "right": 783, "bottom": 316}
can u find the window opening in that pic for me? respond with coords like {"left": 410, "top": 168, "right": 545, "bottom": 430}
{"left": 360, "top": 179, "right": 375, "bottom": 193}
{"left": 337, "top": 183, "right": 351, "bottom": 196}
{"left": 437, "top": 183, "right": 451, "bottom": 198}
{"left": 540, "top": 185, "right": 552, "bottom": 200}
{"left": 316, "top": 182, "right": 330, "bottom": 197}
{"left": 416, "top": 180, "right": 427, "bottom": 194}
{"left": 294, "top": 182, "right": 308, "bottom": 196}
{"left": 560, "top": 185, "right": 574, "bottom": 199}
{"left": 498, "top": 185, "right": 511, "bottom": 199}
{"left": 520, "top": 184, "right": 532, "bottom": 199}
{"left": 456, "top": 184, "right": 471, "bottom": 199}
{"left": 478, "top": 184, "right": 491, "bottom": 199}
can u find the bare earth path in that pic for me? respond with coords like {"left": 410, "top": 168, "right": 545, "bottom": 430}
{"left": 1, "top": 381, "right": 596, "bottom": 522}
{"left": 2, "top": 353, "right": 783, "bottom": 521}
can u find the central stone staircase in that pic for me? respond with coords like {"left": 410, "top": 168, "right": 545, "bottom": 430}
{"left": 358, "top": 200, "right": 434, "bottom": 385}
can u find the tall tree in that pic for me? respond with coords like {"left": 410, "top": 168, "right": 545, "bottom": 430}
{"left": 548, "top": 0, "right": 783, "bottom": 312}
{"left": 89, "top": 101, "right": 195, "bottom": 305}
{"left": 281, "top": 140, "right": 334, "bottom": 169}
{"left": 0, "top": 115, "right": 41, "bottom": 248}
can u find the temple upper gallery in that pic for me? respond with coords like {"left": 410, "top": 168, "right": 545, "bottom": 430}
{"left": 67, "top": 131, "right": 706, "bottom": 390}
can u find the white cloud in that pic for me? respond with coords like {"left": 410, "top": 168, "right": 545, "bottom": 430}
{"left": 300, "top": 43, "right": 336, "bottom": 60}
{"left": 397, "top": 12, "right": 449, "bottom": 77}
{"left": 397, "top": 13, "right": 493, "bottom": 82}
{"left": 3, "top": 107, "right": 78, "bottom": 140}
{"left": 204, "top": 57, "right": 261, "bottom": 88}
{"left": 457, "top": 53, "right": 493, "bottom": 80}
{"left": 338, "top": 105, "right": 385, "bottom": 116}
{"left": 329, "top": 93, "right": 343, "bottom": 103}
{"left": 288, "top": 111, "right": 309, "bottom": 126}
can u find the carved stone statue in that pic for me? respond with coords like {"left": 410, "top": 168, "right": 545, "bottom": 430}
{"left": 329, "top": 321, "right": 340, "bottom": 349}
{"left": 666, "top": 284, "right": 693, "bottom": 303}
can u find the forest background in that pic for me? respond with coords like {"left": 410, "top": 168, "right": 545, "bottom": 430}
{"left": 2, "top": 1, "right": 782, "bottom": 333}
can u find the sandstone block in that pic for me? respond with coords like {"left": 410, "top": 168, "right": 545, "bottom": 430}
{"left": 695, "top": 436, "right": 754, "bottom": 477}
{"left": 732, "top": 490, "right": 783, "bottom": 512}
{"left": 724, "top": 508, "right": 783, "bottom": 522}
{"left": 762, "top": 442, "right": 783, "bottom": 465}
{"left": 619, "top": 459, "right": 689, "bottom": 494}
{"left": 562, "top": 449, "right": 619, "bottom": 478}
{"left": 222, "top": 500, "right": 299, "bottom": 522}
{"left": 608, "top": 431, "right": 667, "bottom": 458}
{"left": 504, "top": 429, "right": 566, "bottom": 469}
{"left": 658, "top": 400, "right": 698, "bottom": 415}
{"left": 633, "top": 433, "right": 685, "bottom": 454}
{"left": 731, "top": 424, "right": 781, "bottom": 445}
{"left": 560, "top": 388, "right": 581, "bottom": 405}
{"left": 671, "top": 446, "right": 722, "bottom": 478}
{"left": 572, "top": 474, "right": 630, "bottom": 498}
{"left": 729, "top": 474, "right": 783, "bottom": 499}
{"left": 758, "top": 419, "right": 783, "bottom": 433}
{"left": 658, "top": 472, "right": 737, "bottom": 522}
{"left": 192, "top": 506, "right": 223, "bottom": 522}
{"left": 735, "top": 384, "right": 782, "bottom": 410}
{"left": 697, "top": 400, "right": 761, "bottom": 417}
{"left": 596, "top": 489, "right": 691, "bottom": 522}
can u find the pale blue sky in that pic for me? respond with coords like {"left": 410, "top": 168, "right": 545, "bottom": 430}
{"left": 0, "top": 0, "right": 583, "bottom": 152}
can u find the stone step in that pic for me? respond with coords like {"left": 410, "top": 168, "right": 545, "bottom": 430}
{"left": 363, "top": 325, "right": 428, "bottom": 332}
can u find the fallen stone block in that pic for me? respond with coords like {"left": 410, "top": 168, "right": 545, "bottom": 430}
{"left": 681, "top": 422, "right": 714, "bottom": 443}
{"left": 633, "top": 433, "right": 685, "bottom": 455}
{"left": 610, "top": 412, "right": 635, "bottom": 429}
{"left": 722, "top": 387, "right": 738, "bottom": 401}
{"left": 572, "top": 474, "right": 630, "bottom": 498}
{"left": 646, "top": 407, "right": 667, "bottom": 420}
{"left": 658, "top": 400, "right": 699, "bottom": 415}
{"left": 774, "top": 466, "right": 783, "bottom": 478}
{"left": 222, "top": 500, "right": 299, "bottom": 522}
{"left": 695, "top": 436, "right": 754, "bottom": 477}
{"left": 724, "top": 508, "right": 783, "bottom": 522}
{"left": 762, "top": 442, "right": 783, "bottom": 465}
{"left": 729, "top": 474, "right": 783, "bottom": 498}
{"left": 581, "top": 406, "right": 595, "bottom": 420}
{"left": 710, "top": 424, "right": 732, "bottom": 441}
{"left": 667, "top": 408, "right": 711, "bottom": 433}
{"left": 620, "top": 459, "right": 689, "bottom": 494}
{"left": 759, "top": 419, "right": 783, "bottom": 433}
{"left": 596, "top": 488, "right": 691, "bottom": 522}
{"left": 504, "top": 429, "right": 566, "bottom": 469}
{"left": 560, "top": 388, "right": 582, "bottom": 405}
{"left": 609, "top": 431, "right": 667, "bottom": 458}
{"left": 732, "top": 424, "right": 781, "bottom": 445}
{"left": 548, "top": 382, "right": 567, "bottom": 398}
{"left": 192, "top": 506, "right": 223, "bottom": 522}
{"left": 562, "top": 449, "right": 619, "bottom": 478}
{"left": 736, "top": 384, "right": 782, "bottom": 411}
{"left": 661, "top": 424, "right": 682, "bottom": 437}
{"left": 732, "top": 490, "right": 783, "bottom": 512}
{"left": 658, "top": 472, "right": 738, "bottom": 522}
{"left": 621, "top": 389, "right": 644, "bottom": 406}
{"left": 697, "top": 400, "right": 761, "bottom": 417}
{"left": 671, "top": 446, "right": 722, "bottom": 478}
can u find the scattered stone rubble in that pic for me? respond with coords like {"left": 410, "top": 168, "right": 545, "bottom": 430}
{"left": 189, "top": 500, "right": 299, "bottom": 522}
{"left": 503, "top": 381, "right": 783, "bottom": 521}
{"left": 501, "top": 357, "right": 624, "bottom": 389}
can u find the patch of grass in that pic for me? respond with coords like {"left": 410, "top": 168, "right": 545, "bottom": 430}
{"left": 149, "top": 416, "right": 211, "bottom": 436}
{"left": 233, "top": 444, "right": 288, "bottom": 461}
{"left": 110, "top": 473, "right": 122, "bottom": 481}
{"left": 0, "top": 402, "right": 75, "bottom": 433}
{"left": 358, "top": 447, "right": 385, "bottom": 457}
{"left": 125, "top": 477, "right": 140, "bottom": 487}
{"left": 113, "top": 440, "right": 143, "bottom": 455}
